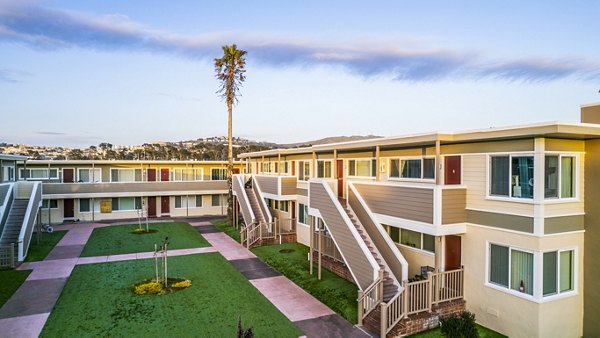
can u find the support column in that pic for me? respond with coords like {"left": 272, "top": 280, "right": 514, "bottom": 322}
{"left": 309, "top": 216, "right": 314, "bottom": 275}
{"left": 435, "top": 236, "right": 443, "bottom": 271}
{"left": 533, "top": 138, "right": 545, "bottom": 236}
{"left": 318, "top": 221, "right": 322, "bottom": 280}
{"left": 375, "top": 145, "right": 381, "bottom": 181}
{"left": 435, "top": 139, "right": 441, "bottom": 185}
{"left": 312, "top": 152, "right": 317, "bottom": 178}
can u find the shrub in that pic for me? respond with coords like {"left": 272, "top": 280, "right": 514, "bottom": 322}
{"left": 172, "top": 279, "right": 192, "bottom": 288}
{"left": 134, "top": 281, "right": 163, "bottom": 295}
{"left": 440, "top": 311, "right": 479, "bottom": 338}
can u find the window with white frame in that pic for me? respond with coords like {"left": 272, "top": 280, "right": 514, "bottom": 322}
{"left": 111, "top": 197, "right": 142, "bottom": 211}
{"left": 20, "top": 168, "right": 58, "bottom": 180}
{"left": 489, "top": 243, "right": 534, "bottom": 296}
{"left": 79, "top": 198, "right": 99, "bottom": 213}
{"left": 42, "top": 199, "right": 58, "bottom": 209}
{"left": 278, "top": 162, "right": 288, "bottom": 174}
{"left": 298, "top": 203, "right": 310, "bottom": 224}
{"left": 279, "top": 201, "right": 289, "bottom": 212}
{"left": 543, "top": 249, "right": 574, "bottom": 297}
{"left": 211, "top": 194, "right": 224, "bottom": 206}
{"left": 544, "top": 155, "right": 575, "bottom": 199}
{"left": 298, "top": 161, "right": 311, "bottom": 181}
{"left": 3, "top": 166, "right": 15, "bottom": 182}
{"left": 398, "top": 228, "right": 435, "bottom": 253}
{"left": 171, "top": 168, "right": 202, "bottom": 181}
{"left": 211, "top": 168, "right": 227, "bottom": 181}
{"left": 110, "top": 168, "right": 142, "bottom": 182}
{"left": 175, "top": 195, "right": 202, "bottom": 208}
{"left": 348, "top": 159, "right": 376, "bottom": 177}
{"left": 490, "top": 155, "right": 534, "bottom": 199}
{"left": 78, "top": 168, "right": 102, "bottom": 183}
{"left": 317, "top": 160, "right": 332, "bottom": 178}
{"left": 389, "top": 158, "right": 435, "bottom": 179}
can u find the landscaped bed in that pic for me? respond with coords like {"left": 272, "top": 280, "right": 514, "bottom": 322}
{"left": 80, "top": 222, "right": 209, "bottom": 257}
{"left": 0, "top": 269, "right": 32, "bottom": 307}
{"left": 41, "top": 253, "right": 303, "bottom": 337}
{"left": 211, "top": 219, "right": 241, "bottom": 242}
{"left": 251, "top": 243, "right": 358, "bottom": 324}
{"left": 25, "top": 230, "right": 67, "bottom": 262}
{"left": 407, "top": 324, "right": 507, "bottom": 337}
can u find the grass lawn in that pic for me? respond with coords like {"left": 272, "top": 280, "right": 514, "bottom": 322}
{"left": 0, "top": 269, "right": 32, "bottom": 307}
{"left": 80, "top": 222, "right": 209, "bottom": 257}
{"left": 41, "top": 253, "right": 302, "bottom": 337}
{"left": 408, "top": 324, "right": 507, "bottom": 337}
{"left": 211, "top": 219, "right": 241, "bottom": 242}
{"left": 25, "top": 230, "right": 67, "bottom": 262}
{"left": 252, "top": 243, "right": 358, "bottom": 324}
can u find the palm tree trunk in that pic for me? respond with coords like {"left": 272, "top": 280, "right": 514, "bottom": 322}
{"left": 227, "top": 99, "right": 234, "bottom": 226}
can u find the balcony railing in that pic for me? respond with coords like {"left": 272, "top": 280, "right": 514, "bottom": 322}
{"left": 254, "top": 175, "right": 297, "bottom": 196}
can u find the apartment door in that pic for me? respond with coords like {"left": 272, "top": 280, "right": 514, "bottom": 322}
{"left": 160, "top": 168, "right": 170, "bottom": 181}
{"left": 161, "top": 196, "right": 170, "bottom": 215}
{"left": 147, "top": 168, "right": 156, "bottom": 182}
{"left": 64, "top": 199, "right": 74, "bottom": 218}
{"left": 445, "top": 235, "right": 462, "bottom": 270}
{"left": 445, "top": 156, "right": 461, "bottom": 185}
{"left": 233, "top": 168, "right": 240, "bottom": 174}
{"left": 291, "top": 201, "right": 296, "bottom": 219}
{"left": 63, "top": 169, "right": 74, "bottom": 183}
{"left": 337, "top": 160, "right": 344, "bottom": 198}
{"left": 147, "top": 197, "right": 157, "bottom": 217}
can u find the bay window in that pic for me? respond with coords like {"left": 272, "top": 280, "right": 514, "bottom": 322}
{"left": 545, "top": 155, "right": 575, "bottom": 199}
{"left": 489, "top": 244, "right": 533, "bottom": 296}
{"left": 543, "top": 250, "right": 574, "bottom": 296}
{"left": 490, "top": 155, "right": 534, "bottom": 199}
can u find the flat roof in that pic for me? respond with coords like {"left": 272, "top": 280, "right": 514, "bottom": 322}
{"left": 0, "top": 153, "right": 28, "bottom": 161}
{"left": 239, "top": 121, "right": 600, "bottom": 158}
{"left": 25, "top": 160, "right": 242, "bottom": 165}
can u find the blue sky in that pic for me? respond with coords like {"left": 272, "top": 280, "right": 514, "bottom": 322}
{"left": 1, "top": 0, "right": 599, "bottom": 147}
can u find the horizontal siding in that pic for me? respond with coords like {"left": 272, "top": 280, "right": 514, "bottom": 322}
{"left": 442, "top": 188, "right": 467, "bottom": 224}
{"left": 544, "top": 215, "right": 584, "bottom": 234}
{"left": 42, "top": 181, "right": 227, "bottom": 196}
{"left": 466, "top": 210, "right": 534, "bottom": 233}
{"left": 297, "top": 188, "right": 308, "bottom": 197}
{"left": 310, "top": 182, "right": 374, "bottom": 289}
{"left": 354, "top": 183, "right": 433, "bottom": 223}
{"left": 441, "top": 139, "right": 534, "bottom": 154}
{"left": 255, "top": 176, "right": 279, "bottom": 195}
{"left": 233, "top": 176, "right": 254, "bottom": 226}
{"left": 281, "top": 177, "right": 297, "bottom": 195}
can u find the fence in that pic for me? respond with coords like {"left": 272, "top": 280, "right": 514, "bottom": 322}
{"left": 0, "top": 244, "right": 16, "bottom": 269}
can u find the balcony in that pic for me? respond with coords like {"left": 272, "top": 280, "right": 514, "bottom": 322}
{"left": 41, "top": 181, "right": 228, "bottom": 198}
{"left": 254, "top": 175, "right": 297, "bottom": 198}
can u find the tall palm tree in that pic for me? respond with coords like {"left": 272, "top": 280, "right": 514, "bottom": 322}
{"left": 214, "top": 44, "right": 247, "bottom": 226}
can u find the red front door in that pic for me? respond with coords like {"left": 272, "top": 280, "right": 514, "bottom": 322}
{"left": 161, "top": 196, "right": 170, "bottom": 215}
{"left": 233, "top": 168, "right": 240, "bottom": 174}
{"left": 148, "top": 197, "right": 157, "bottom": 217}
{"left": 64, "top": 199, "right": 74, "bottom": 218}
{"left": 63, "top": 169, "right": 74, "bottom": 183}
{"left": 160, "top": 169, "right": 170, "bottom": 181}
{"left": 147, "top": 169, "right": 156, "bottom": 182}
{"left": 445, "top": 235, "right": 462, "bottom": 270}
{"left": 337, "top": 160, "right": 344, "bottom": 198}
{"left": 445, "top": 156, "right": 461, "bottom": 185}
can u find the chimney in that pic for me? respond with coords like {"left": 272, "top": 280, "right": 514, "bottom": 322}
{"left": 581, "top": 102, "right": 600, "bottom": 124}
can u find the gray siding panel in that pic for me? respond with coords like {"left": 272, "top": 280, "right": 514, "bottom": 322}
{"left": 354, "top": 184, "right": 434, "bottom": 223}
{"left": 233, "top": 176, "right": 254, "bottom": 226}
{"left": 544, "top": 215, "right": 584, "bottom": 234}
{"left": 255, "top": 176, "right": 278, "bottom": 195}
{"left": 442, "top": 189, "right": 467, "bottom": 224}
{"left": 0, "top": 184, "right": 9, "bottom": 205}
{"left": 42, "top": 181, "right": 227, "bottom": 197}
{"left": 310, "top": 182, "right": 374, "bottom": 289}
{"left": 297, "top": 188, "right": 308, "bottom": 197}
{"left": 349, "top": 188, "right": 404, "bottom": 282}
{"left": 466, "top": 210, "right": 534, "bottom": 233}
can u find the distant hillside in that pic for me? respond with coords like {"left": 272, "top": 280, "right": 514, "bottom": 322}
{"left": 279, "top": 135, "right": 382, "bottom": 148}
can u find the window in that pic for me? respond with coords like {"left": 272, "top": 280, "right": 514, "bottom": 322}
{"left": 389, "top": 158, "right": 435, "bottom": 180}
{"left": 78, "top": 168, "right": 102, "bottom": 183}
{"left": 317, "top": 161, "right": 332, "bottom": 178}
{"left": 195, "top": 195, "right": 203, "bottom": 207}
{"left": 20, "top": 168, "right": 57, "bottom": 180}
{"left": 348, "top": 159, "right": 376, "bottom": 177}
{"left": 174, "top": 195, "right": 201, "bottom": 208}
{"left": 383, "top": 224, "right": 400, "bottom": 243}
{"left": 489, "top": 244, "right": 533, "bottom": 295}
{"left": 299, "top": 203, "right": 310, "bottom": 224}
{"left": 397, "top": 228, "right": 435, "bottom": 253}
{"left": 211, "top": 168, "right": 227, "bottom": 181}
{"left": 111, "top": 197, "right": 142, "bottom": 211}
{"left": 278, "top": 162, "right": 288, "bottom": 174}
{"left": 298, "top": 161, "right": 311, "bottom": 181}
{"left": 171, "top": 168, "right": 202, "bottom": 181}
{"left": 545, "top": 155, "right": 575, "bottom": 199}
{"left": 175, "top": 196, "right": 185, "bottom": 208}
{"left": 490, "top": 155, "right": 534, "bottom": 199}
{"left": 110, "top": 169, "right": 142, "bottom": 182}
{"left": 42, "top": 200, "right": 58, "bottom": 209}
{"left": 543, "top": 250, "right": 574, "bottom": 296}
{"left": 211, "top": 194, "right": 224, "bottom": 206}
{"left": 80, "top": 198, "right": 91, "bottom": 212}
{"left": 279, "top": 201, "right": 289, "bottom": 212}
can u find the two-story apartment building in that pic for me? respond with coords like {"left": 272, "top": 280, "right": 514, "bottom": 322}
{"left": 17, "top": 160, "right": 244, "bottom": 224}
{"left": 234, "top": 103, "right": 600, "bottom": 337}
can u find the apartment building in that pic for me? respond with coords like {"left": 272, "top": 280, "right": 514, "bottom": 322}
{"left": 234, "top": 103, "right": 600, "bottom": 337}
{"left": 0, "top": 153, "right": 26, "bottom": 183}
{"left": 16, "top": 160, "right": 244, "bottom": 224}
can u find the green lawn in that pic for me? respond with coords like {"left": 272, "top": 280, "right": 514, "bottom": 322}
{"left": 25, "top": 230, "right": 67, "bottom": 262}
{"left": 41, "top": 253, "right": 302, "bottom": 337}
{"left": 80, "top": 222, "right": 209, "bottom": 257}
{"left": 211, "top": 219, "right": 241, "bottom": 242}
{"left": 251, "top": 243, "right": 358, "bottom": 324}
{"left": 0, "top": 269, "right": 32, "bottom": 307}
{"left": 408, "top": 324, "right": 507, "bottom": 337}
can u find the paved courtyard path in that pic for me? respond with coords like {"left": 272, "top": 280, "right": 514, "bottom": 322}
{"left": 0, "top": 220, "right": 371, "bottom": 338}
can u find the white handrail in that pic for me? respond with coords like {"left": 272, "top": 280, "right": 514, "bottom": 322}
{"left": 349, "top": 182, "right": 409, "bottom": 282}
{"left": 233, "top": 174, "right": 256, "bottom": 225}
{"left": 17, "top": 181, "right": 41, "bottom": 261}
{"left": 0, "top": 183, "right": 14, "bottom": 226}
{"left": 252, "top": 176, "right": 273, "bottom": 223}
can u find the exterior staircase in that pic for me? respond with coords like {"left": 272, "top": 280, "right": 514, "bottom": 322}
{"left": 245, "top": 188, "right": 266, "bottom": 224}
{"left": 340, "top": 198, "right": 399, "bottom": 303}
{"left": 0, "top": 199, "right": 29, "bottom": 246}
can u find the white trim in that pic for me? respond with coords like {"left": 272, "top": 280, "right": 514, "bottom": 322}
{"left": 252, "top": 176, "right": 273, "bottom": 223}
{"left": 42, "top": 189, "right": 228, "bottom": 199}
{"left": 375, "top": 213, "right": 466, "bottom": 236}
{"left": 467, "top": 222, "right": 584, "bottom": 238}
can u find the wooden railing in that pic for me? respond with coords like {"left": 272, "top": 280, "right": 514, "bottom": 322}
{"left": 378, "top": 268, "right": 465, "bottom": 337}
{"left": 357, "top": 270, "right": 384, "bottom": 325}
{"left": 0, "top": 243, "right": 16, "bottom": 269}
{"left": 315, "top": 231, "right": 344, "bottom": 263}
{"left": 240, "top": 218, "right": 297, "bottom": 249}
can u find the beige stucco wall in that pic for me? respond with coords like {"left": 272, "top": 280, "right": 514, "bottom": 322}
{"left": 462, "top": 224, "right": 583, "bottom": 338}
{"left": 296, "top": 195, "right": 310, "bottom": 246}
{"left": 396, "top": 244, "right": 435, "bottom": 278}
